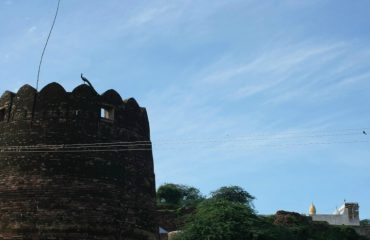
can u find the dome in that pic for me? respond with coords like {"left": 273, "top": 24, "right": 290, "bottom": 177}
{"left": 309, "top": 203, "right": 316, "bottom": 216}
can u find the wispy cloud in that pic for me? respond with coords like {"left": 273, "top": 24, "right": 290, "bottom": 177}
{"left": 144, "top": 41, "right": 363, "bottom": 145}
{"left": 3, "top": 0, "right": 13, "bottom": 5}
{"left": 193, "top": 41, "right": 370, "bottom": 104}
{"left": 27, "top": 26, "right": 37, "bottom": 33}
{"left": 126, "top": 5, "right": 173, "bottom": 27}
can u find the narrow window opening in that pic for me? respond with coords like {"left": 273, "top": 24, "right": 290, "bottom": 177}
{"left": 0, "top": 108, "right": 5, "bottom": 121}
{"left": 100, "top": 107, "right": 114, "bottom": 121}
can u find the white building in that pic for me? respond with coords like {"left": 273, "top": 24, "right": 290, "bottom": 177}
{"left": 309, "top": 202, "right": 360, "bottom": 226}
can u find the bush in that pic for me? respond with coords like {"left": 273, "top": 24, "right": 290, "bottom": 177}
{"left": 174, "top": 199, "right": 258, "bottom": 240}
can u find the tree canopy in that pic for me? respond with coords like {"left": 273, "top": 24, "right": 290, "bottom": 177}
{"left": 210, "top": 185, "right": 255, "bottom": 207}
{"left": 157, "top": 183, "right": 204, "bottom": 207}
{"left": 174, "top": 199, "right": 258, "bottom": 240}
{"left": 157, "top": 183, "right": 183, "bottom": 205}
{"left": 360, "top": 219, "right": 370, "bottom": 226}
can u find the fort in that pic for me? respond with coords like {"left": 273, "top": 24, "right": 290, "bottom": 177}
{"left": 0, "top": 82, "right": 157, "bottom": 239}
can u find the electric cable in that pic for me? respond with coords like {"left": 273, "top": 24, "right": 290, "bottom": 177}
{"left": 0, "top": 139, "right": 368, "bottom": 153}
{"left": 0, "top": 128, "right": 368, "bottom": 151}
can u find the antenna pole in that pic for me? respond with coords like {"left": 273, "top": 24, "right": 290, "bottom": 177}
{"left": 32, "top": 0, "right": 61, "bottom": 122}
{"left": 36, "top": 0, "right": 61, "bottom": 91}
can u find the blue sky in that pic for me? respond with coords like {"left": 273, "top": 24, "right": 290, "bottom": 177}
{"left": 1, "top": 0, "right": 370, "bottom": 218}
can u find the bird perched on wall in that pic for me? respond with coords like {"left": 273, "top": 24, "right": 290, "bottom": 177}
{"left": 363, "top": 130, "right": 367, "bottom": 135}
{"left": 81, "top": 73, "right": 97, "bottom": 93}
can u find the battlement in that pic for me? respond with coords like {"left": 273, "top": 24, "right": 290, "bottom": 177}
{"left": 0, "top": 82, "right": 150, "bottom": 145}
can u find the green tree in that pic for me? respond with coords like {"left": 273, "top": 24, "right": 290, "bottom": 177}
{"left": 157, "top": 183, "right": 204, "bottom": 207}
{"left": 210, "top": 186, "right": 255, "bottom": 207}
{"left": 360, "top": 219, "right": 370, "bottom": 226}
{"left": 179, "top": 185, "right": 205, "bottom": 206}
{"left": 174, "top": 199, "right": 258, "bottom": 240}
{"left": 157, "top": 183, "right": 183, "bottom": 205}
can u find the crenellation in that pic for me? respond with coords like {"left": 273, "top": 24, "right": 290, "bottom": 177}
{"left": 0, "top": 91, "right": 15, "bottom": 123}
{"left": 0, "top": 83, "right": 151, "bottom": 144}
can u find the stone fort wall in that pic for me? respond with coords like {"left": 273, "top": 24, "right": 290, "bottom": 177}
{"left": 312, "top": 214, "right": 360, "bottom": 226}
{"left": 0, "top": 82, "right": 157, "bottom": 240}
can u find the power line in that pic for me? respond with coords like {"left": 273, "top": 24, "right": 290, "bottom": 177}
{"left": 0, "top": 128, "right": 367, "bottom": 151}
{"left": 150, "top": 128, "right": 370, "bottom": 143}
{"left": 0, "top": 127, "right": 367, "bottom": 154}
{"left": 0, "top": 139, "right": 368, "bottom": 154}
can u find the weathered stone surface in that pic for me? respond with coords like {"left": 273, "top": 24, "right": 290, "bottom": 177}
{"left": 156, "top": 207, "right": 195, "bottom": 233}
{"left": 274, "top": 210, "right": 311, "bottom": 227}
{"left": 0, "top": 83, "right": 157, "bottom": 240}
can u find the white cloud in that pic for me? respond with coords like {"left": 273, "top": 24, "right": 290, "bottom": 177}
{"left": 193, "top": 41, "right": 370, "bottom": 104}
{"left": 27, "top": 26, "right": 37, "bottom": 33}
{"left": 127, "top": 5, "right": 172, "bottom": 27}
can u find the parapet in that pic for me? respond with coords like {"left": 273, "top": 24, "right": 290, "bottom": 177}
{"left": 0, "top": 82, "right": 150, "bottom": 142}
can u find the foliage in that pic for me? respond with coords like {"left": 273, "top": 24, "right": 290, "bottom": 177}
{"left": 170, "top": 185, "right": 366, "bottom": 240}
{"left": 158, "top": 184, "right": 367, "bottom": 240}
{"left": 360, "top": 219, "right": 370, "bottom": 226}
{"left": 173, "top": 199, "right": 258, "bottom": 240}
{"left": 157, "top": 183, "right": 204, "bottom": 207}
{"left": 270, "top": 212, "right": 367, "bottom": 240}
{"left": 210, "top": 186, "right": 255, "bottom": 207}
{"left": 180, "top": 185, "right": 205, "bottom": 206}
{"left": 157, "top": 183, "right": 183, "bottom": 205}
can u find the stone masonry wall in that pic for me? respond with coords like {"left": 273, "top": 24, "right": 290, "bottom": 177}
{"left": 0, "top": 83, "right": 157, "bottom": 240}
